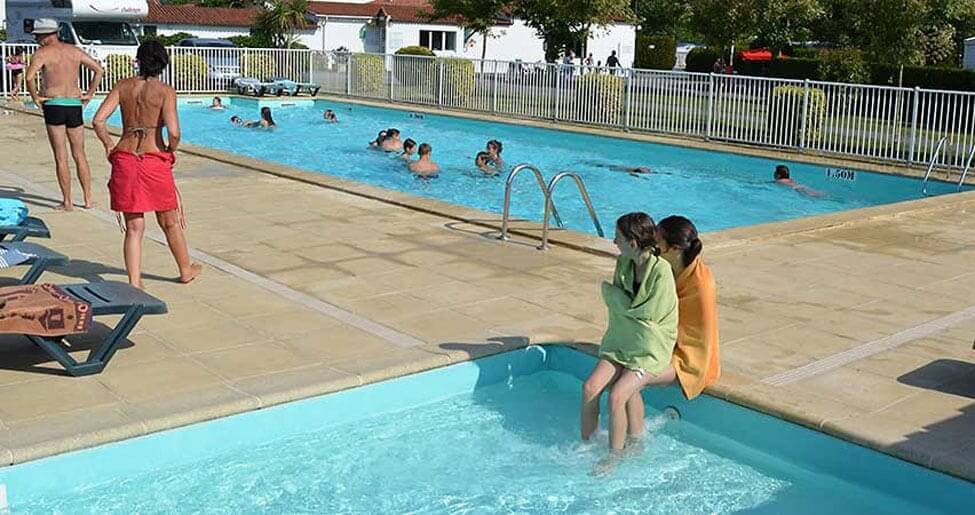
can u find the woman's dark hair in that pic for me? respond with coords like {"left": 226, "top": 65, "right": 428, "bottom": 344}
{"left": 403, "top": 138, "right": 416, "bottom": 150}
{"left": 418, "top": 143, "right": 432, "bottom": 155}
{"left": 616, "top": 212, "right": 658, "bottom": 254}
{"left": 136, "top": 40, "right": 169, "bottom": 78}
{"left": 657, "top": 215, "right": 702, "bottom": 267}
{"left": 13, "top": 47, "right": 25, "bottom": 56}
{"left": 261, "top": 107, "right": 275, "bottom": 125}
{"left": 487, "top": 139, "right": 503, "bottom": 153}
{"left": 774, "top": 164, "right": 790, "bottom": 180}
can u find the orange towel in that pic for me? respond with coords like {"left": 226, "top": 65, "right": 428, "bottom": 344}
{"left": 671, "top": 256, "right": 720, "bottom": 399}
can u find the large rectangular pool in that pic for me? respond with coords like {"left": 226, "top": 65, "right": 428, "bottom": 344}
{"left": 85, "top": 97, "right": 964, "bottom": 235}
{"left": 0, "top": 346, "right": 970, "bottom": 513}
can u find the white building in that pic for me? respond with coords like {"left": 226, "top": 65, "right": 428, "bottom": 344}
{"left": 965, "top": 36, "right": 975, "bottom": 70}
{"left": 138, "top": 0, "right": 635, "bottom": 66}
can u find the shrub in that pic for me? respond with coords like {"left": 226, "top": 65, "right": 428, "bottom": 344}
{"left": 352, "top": 53, "right": 385, "bottom": 96}
{"left": 768, "top": 85, "right": 826, "bottom": 146}
{"left": 395, "top": 46, "right": 435, "bottom": 57}
{"left": 575, "top": 74, "right": 625, "bottom": 122}
{"left": 141, "top": 32, "right": 196, "bottom": 47}
{"left": 169, "top": 54, "right": 208, "bottom": 89}
{"left": 441, "top": 57, "right": 475, "bottom": 101}
{"left": 769, "top": 57, "right": 821, "bottom": 80}
{"left": 226, "top": 34, "right": 272, "bottom": 48}
{"left": 685, "top": 47, "right": 720, "bottom": 73}
{"left": 635, "top": 34, "right": 676, "bottom": 70}
{"left": 105, "top": 54, "right": 136, "bottom": 82}
{"left": 790, "top": 47, "right": 818, "bottom": 59}
{"left": 241, "top": 51, "right": 276, "bottom": 80}
{"left": 818, "top": 49, "right": 868, "bottom": 83}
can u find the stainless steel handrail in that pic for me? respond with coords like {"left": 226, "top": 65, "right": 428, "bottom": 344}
{"left": 499, "top": 163, "right": 562, "bottom": 241}
{"left": 921, "top": 136, "right": 948, "bottom": 196}
{"left": 958, "top": 145, "right": 975, "bottom": 192}
{"left": 538, "top": 172, "right": 604, "bottom": 251}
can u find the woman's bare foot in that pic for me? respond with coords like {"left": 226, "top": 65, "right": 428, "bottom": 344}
{"left": 179, "top": 263, "right": 203, "bottom": 284}
{"left": 131, "top": 280, "right": 145, "bottom": 290}
{"left": 54, "top": 202, "right": 73, "bottom": 211}
{"left": 83, "top": 198, "right": 96, "bottom": 209}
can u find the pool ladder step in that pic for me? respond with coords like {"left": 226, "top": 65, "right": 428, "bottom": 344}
{"left": 499, "top": 164, "right": 604, "bottom": 251}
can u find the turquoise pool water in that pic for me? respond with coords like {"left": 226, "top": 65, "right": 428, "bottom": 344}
{"left": 84, "top": 97, "right": 964, "bottom": 235}
{"left": 0, "top": 347, "right": 970, "bottom": 513}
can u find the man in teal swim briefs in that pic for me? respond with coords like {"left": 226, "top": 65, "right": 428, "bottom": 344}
{"left": 25, "top": 18, "right": 104, "bottom": 210}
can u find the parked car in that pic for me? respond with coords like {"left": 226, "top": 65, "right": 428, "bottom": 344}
{"left": 176, "top": 38, "right": 241, "bottom": 86}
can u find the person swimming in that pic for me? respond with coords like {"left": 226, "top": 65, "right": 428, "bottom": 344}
{"left": 369, "top": 130, "right": 388, "bottom": 147}
{"left": 408, "top": 143, "right": 439, "bottom": 178}
{"left": 400, "top": 138, "right": 417, "bottom": 160}
{"left": 382, "top": 128, "right": 403, "bottom": 152}
{"left": 210, "top": 96, "right": 225, "bottom": 110}
{"left": 585, "top": 160, "right": 654, "bottom": 176}
{"left": 323, "top": 109, "right": 338, "bottom": 123}
{"left": 774, "top": 165, "right": 824, "bottom": 197}
{"left": 258, "top": 107, "right": 275, "bottom": 129}
{"left": 230, "top": 115, "right": 258, "bottom": 128}
{"left": 475, "top": 151, "right": 499, "bottom": 175}
{"left": 486, "top": 139, "right": 505, "bottom": 168}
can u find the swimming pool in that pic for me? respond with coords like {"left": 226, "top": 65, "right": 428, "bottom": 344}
{"left": 85, "top": 97, "right": 965, "bottom": 236}
{"left": 0, "top": 346, "right": 970, "bottom": 513}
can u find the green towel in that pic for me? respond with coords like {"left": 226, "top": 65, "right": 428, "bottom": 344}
{"left": 599, "top": 254, "right": 679, "bottom": 374}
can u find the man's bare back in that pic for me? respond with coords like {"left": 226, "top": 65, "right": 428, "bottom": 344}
{"left": 28, "top": 41, "right": 101, "bottom": 102}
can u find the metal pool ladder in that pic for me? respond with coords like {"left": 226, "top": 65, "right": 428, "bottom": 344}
{"left": 958, "top": 145, "right": 975, "bottom": 192}
{"left": 499, "top": 164, "right": 563, "bottom": 241}
{"left": 920, "top": 136, "right": 948, "bottom": 196}
{"left": 538, "top": 172, "right": 604, "bottom": 251}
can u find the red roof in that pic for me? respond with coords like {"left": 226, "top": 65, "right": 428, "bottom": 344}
{"left": 145, "top": 0, "right": 260, "bottom": 27}
{"left": 309, "top": 1, "right": 512, "bottom": 25}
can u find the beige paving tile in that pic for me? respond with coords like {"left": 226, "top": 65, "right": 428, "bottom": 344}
{"left": 333, "top": 256, "right": 419, "bottom": 277}
{"left": 203, "top": 292, "right": 297, "bottom": 318}
{"left": 232, "top": 364, "right": 359, "bottom": 407}
{"left": 193, "top": 342, "right": 314, "bottom": 381}
{"left": 95, "top": 357, "right": 224, "bottom": 403}
{"left": 327, "top": 347, "right": 450, "bottom": 384}
{"left": 387, "top": 308, "right": 496, "bottom": 343}
{"left": 453, "top": 297, "right": 555, "bottom": 325}
{"left": 118, "top": 384, "right": 260, "bottom": 433}
{"left": 280, "top": 325, "right": 396, "bottom": 362}
{"left": 0, "top": 378, "right": 120, "bottom": 422}
{"left": 0, "top": 405, "right": 143, "bottom": 464}
{"left": 294, "top": 243, "right": 368, "bottom": 262}
{"left": 151, "top": 320, "right": 269, "bottom": 355}
{"left": 792, "top": 366, "right": 922, "bottom": 413}
{"left": 244, "top": 309, "right": 343, "bottom": 339}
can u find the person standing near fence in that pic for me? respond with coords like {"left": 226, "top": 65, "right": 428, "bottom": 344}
{"left": 25, "top": 18, "right": 104, "bottom": 210}
{"left": 606, "top": 51, "right": 620, "bottom": 74}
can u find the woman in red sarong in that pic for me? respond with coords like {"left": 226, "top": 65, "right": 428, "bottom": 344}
{"left": 93, "top": 41, "right": 201, "bottom": 289}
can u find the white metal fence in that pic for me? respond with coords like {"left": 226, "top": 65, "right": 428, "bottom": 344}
{"left": 4, "top": 42, "right": 974, "bottom": 170}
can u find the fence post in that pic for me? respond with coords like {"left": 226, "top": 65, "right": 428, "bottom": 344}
{"left": 623, "top": 69, "right": 633, "bottom": 130}
{"left": 1, "top": 44, "right": 8, "bottom": 99}
{"left": 908, "top": 87, "right": 920, "bottom": 166}
{"left": 346, "top": 52, "right": 352, "bottom": 96}
{"left": 492, "top": 61, "right": 499, "bottom": 113}
{"left": 799, "top": 78, "right": 810, "bottom": 150}
{"left": 388, "top": 55, "right": 395, "bottom": 100}
{"left": 706, "top": 73, "right": 716, "bottom": 140}
{"left": 308, "top": 50, "right": 314, "bottom": 85}
{"left": 554, "top": 64, "right": 561, "bottom": 121}
{"left": 438, "top": 59, "right": 445, "bottom": 106}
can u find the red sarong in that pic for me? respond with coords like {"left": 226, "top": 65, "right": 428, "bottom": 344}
{"left": 108, "top": 151, "right": 179, "bottom": 213}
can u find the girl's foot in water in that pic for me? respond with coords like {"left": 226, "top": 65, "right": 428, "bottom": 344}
{"left": 591, "top": 450, "right": 624, "bottom": 477}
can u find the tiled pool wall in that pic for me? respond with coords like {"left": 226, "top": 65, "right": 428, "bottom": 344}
{"left": 0, "top": 346, "right": 971, "bottom": 510}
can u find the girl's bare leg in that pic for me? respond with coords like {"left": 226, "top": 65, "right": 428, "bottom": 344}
{"left": 581, "top": 359, "right": 621, "bottom": 441}
{"left": 625, "top": 365, "right": 677, "bottom": 439}
{"left": 123, "top": 213, "right": 145, "bottom": 289}
{"left": 155, "top": 209, "right": 202, "bottom": 283}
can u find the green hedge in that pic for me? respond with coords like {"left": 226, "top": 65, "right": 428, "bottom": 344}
{"left": 635, "top": 34, "right": 676, "bottom": 70}
{"left": 768, "top": 85, "right": 826, "bottom": 145}
{"left": 818, "top": 49, "right": 868, "bottom": 83}
{"left": 395, "top": 46, "right": 435, "bottom": 57}
{"left": 105, "top": 54, "right": 136, "bottom": 82}
{"left": 393, "top": 49, "right": 436, "bottom": 95}
{"left": 170, "top": 54, "right": 208, "bottom": 89}
{"left": 685, "top": 47, "right": 720, "bottom": 73}
{"left": 869, "top": 64, "right": 975, "bottom": 91}
{"left": 242, "top": 52, "right": 276, "bottom": 80}
{"left": 441, "top": 58, "right": 474, "bottom": 100}
{"left": 352, "top": 54, "right": 385, "bottom": 96}
{"left": 575, "top": 74, "right": 624, "bottom": 121}
{"left": 769, "top": 58, "right": 820, "bottom": 80}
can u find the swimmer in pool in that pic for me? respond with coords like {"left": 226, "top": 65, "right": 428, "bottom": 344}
{"left": 257, "top": 107, "right": 275, "bottom": 129}
{"left": 210, "top": 96, "right": 225, "bottom": 110}
{"left": 584, "top": 161, "right": 653, "bottom": 177}
{"left": 774, "top": 165, "right": 824, "bottom": 197}
{"left": 408, "top": 143, "right": 439, "bottom": 177}
{"left": 475, "top": 151, "right": 499, "bottom": 175}
{"left": 400, "top": 138, "right": 417, "bottom": 161}
{"left": 486, "top": 139, "right": 505, "bottom": 169}
{"left": 230, "top": 115, "right": 257, "bottom": 128}
{"left": 323, "top": 109, "right": 338, "bottom": 123}
{"left": 369, "top": 130, "right": 387, "bottom": 148}
{"left": 382, "top": 128, "right": 404, "bottom": 152}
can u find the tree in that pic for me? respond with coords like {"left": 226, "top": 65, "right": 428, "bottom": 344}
{"left": 426, "top": 0, "right": 508, "bottom": 60}
{"left": 810, "top": 0, "right": 862, "bottom": 47}
{"left": 689, "top": 0, "right": 758, "bottom": 53}
{"left": 857, "top": 0, "right": 928, "bottom": 66}
{"left": 633, "top": 0, "right": 694, "bottom": 39}
{"left": 513, "top": 0, "right": 634, "bottom": 62}
{"left": 254, "top": 0, "right": 310, "bottom": 49}
{"left": 753, "top": 0, "right": 823, "bottom": 55}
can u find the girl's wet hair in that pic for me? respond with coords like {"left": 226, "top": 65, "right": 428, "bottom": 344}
{"left": 260, "top": 107, "right": 275, "bottom": 125}
{"left": 774, "top": 165, "right": 790, "bottom": 180}
{"left": 615, "top": 212, "right": 659, "bottom": 255}
{"left": 657, "top": 215, "right": 702, "bottom": 267}
{"left": 230, "top": 115, "right": 241, "bottom": 123}
{"left": 137, "top": 40, "right": 169, "bottom": 78}
{"left": 418, "top": 143, "right": 432, "bottom": 155}
{"left": 403, "top": 138, "right": 416, "bottom": 150}
{"left": 475, "top": 151, "right": 491, "bottom": 164}
{"left": 487, "top": 139, "right": 503, "bottom": 153}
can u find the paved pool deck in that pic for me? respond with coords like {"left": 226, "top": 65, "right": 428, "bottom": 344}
{"left": 0, "top": 107, "right": 973, "bottom": 483}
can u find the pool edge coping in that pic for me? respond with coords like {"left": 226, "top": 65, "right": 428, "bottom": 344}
{"left": 4, "top": 104, "right": 975, "bottom": 485}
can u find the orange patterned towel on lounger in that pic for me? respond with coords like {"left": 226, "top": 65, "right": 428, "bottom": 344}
{"left": 0, "top": 284, "right": 92, "bottom": 336}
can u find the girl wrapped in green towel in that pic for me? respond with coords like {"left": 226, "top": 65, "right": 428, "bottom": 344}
{"left": 582, "top": 212, "right": 679, "bottom": 453}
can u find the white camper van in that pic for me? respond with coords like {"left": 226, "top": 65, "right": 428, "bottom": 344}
{"left": 5, "top": 0, "right": 147, "bottom": 58}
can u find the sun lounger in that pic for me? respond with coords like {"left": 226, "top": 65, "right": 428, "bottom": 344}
{"left": 23, "top": 281, "right": 167, "bottom": 376}
{"left": 0, "top": 241, "right": 68, "bottom": 284}
{"left": 233, "top": 77, "right": 285, "bottom": 97}
{"left": 0, "top": 216, "right": 50, "bottom": 242}
{"left": 271, "top": 79, "right": 320, "bottom": 97}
